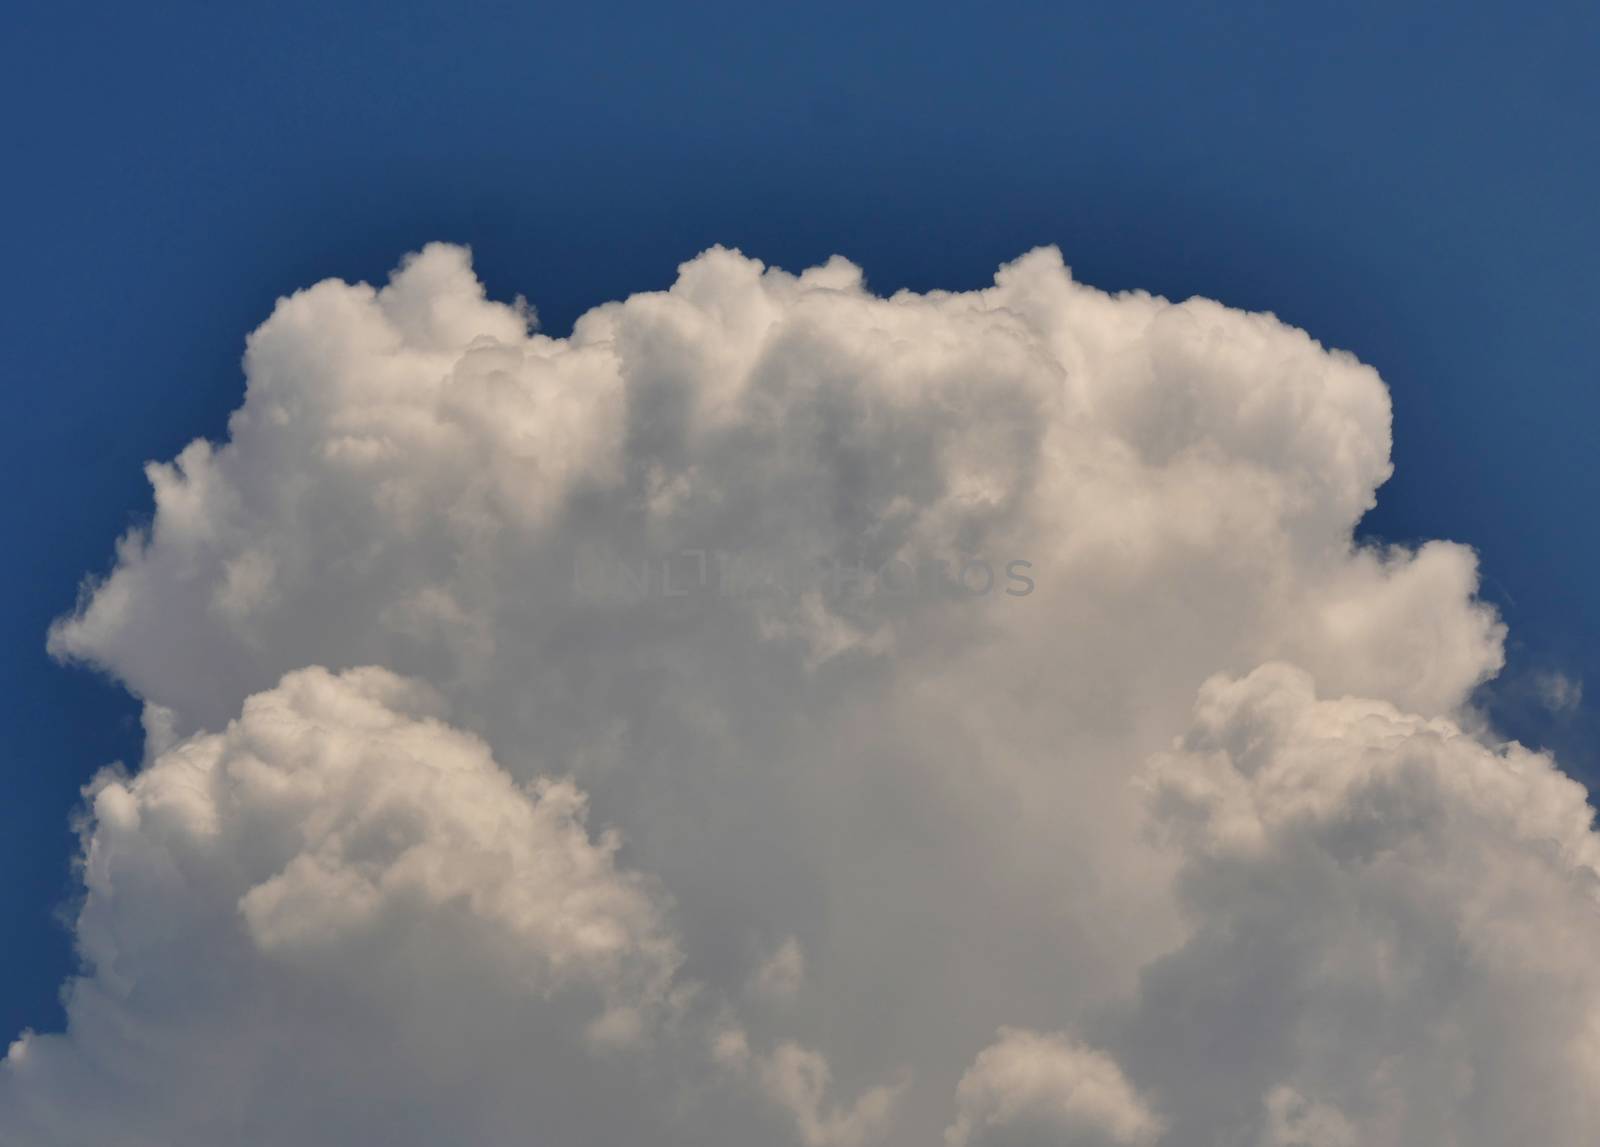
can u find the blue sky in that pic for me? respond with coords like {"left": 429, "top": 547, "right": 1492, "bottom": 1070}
{"left": 3, "top": 0, "right": 1597, "bottom": 1049}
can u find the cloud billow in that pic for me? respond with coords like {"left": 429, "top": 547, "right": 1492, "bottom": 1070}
{"left": 9, "top": 242, "right": 1591, "bottom": 1145}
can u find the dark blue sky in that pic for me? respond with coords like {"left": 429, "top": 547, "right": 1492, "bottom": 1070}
{"left": 4, "top": 1, "right": 1597, "bottom": 1043}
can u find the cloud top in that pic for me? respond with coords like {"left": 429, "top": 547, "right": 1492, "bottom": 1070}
{"left": 10, "top": 244, "right": 1589, "bottom": 1145}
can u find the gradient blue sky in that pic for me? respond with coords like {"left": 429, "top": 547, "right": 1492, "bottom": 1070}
{"left": 3, "top": 0, "right": 1596, "bottom": 1044}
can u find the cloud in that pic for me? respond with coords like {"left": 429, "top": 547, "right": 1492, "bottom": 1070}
{"left": 1259, "top": 1087, "right": 1357, "bottom": 1147}
{"left": 10, "top": 242, "right": 1591, "bottom": 1144}
{"left": 1536, "top": 670, "right": 1584, "bottom": 715}
{"left": 750, "top": 936, "right": 807, "bottom": 1005}
{"left": 946, "top": 1028, "right": 1163, "bottom": 1147}
{"left": 1126, "top": 663, "right": 1600, "bottom": 1144}
{"left": 1, "top": 666, "right": 695, "bottom": 1145}
{"left": 756, "top": 1041, "right": 909, "bottom": 1147}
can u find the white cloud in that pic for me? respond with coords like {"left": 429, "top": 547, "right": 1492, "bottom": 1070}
{"left": 9, "top": 242, "right": 1593, "bottom": 1144}
{"left": 0, "top": 666, "right": 696, "bottom": 1145}
{"left": 1536, "top": 670, "right": 1584, "bottom": 714}
{"left": 750, "top": 936, "right": 807, "bottom": 1005}
{"left": 1126, "top": 663, "right": 1600, "bottom": 1144}
{"left": 758, "top": 1041, "right": 908, "bottom": 1147}
{"left": 1260, "top": 1086, "right": 1357, "bottom": 1147}
{"left": 946, "top": 1028, "right": 1163, "bottom": 1147}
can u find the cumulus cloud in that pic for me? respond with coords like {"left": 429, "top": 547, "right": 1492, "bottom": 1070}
{"left": 8, "top": 242, "right": 1594, "bottom": 1144}
{"left": 946, "top": 1028, "right": 1163, "bottom": 1147}
{"left": 0, "top": 665, "right": 700, "bottom": 1144}
{"left": 1123, "top": 663, "right": 1600, "bottom": 1145}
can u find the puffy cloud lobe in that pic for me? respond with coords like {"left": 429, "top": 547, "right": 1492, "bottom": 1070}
{"left": 946, "top": 1028, "right": 1163, "bottom": 1147}
{"left": 1125, "top": 664, "right": 1600, "bottom": 1145}
{"left": 750, "top": 936, "right": 807, "bottom": 1005}
{"left": 1259, "top": 1087, "right": 1357, "bottom": 1147}
{"left": 757, "top": 1042, "right": 908, "bottom": 1147}
{"left": 1, "top": 667, "right": 688, "bottom": 1145}
{"left": 706, "top": 1023, "right": 908, "bottom": 1147}
{"left": 46, "top": 243, "right": 1494, "bottom": 732}
{"left": 10, "top": 243, "right": 1591, "bottom": 1144}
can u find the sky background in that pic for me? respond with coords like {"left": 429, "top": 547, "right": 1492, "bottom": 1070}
{"left": 3, "top": 0, "right": 1597, "bottom": 1048}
